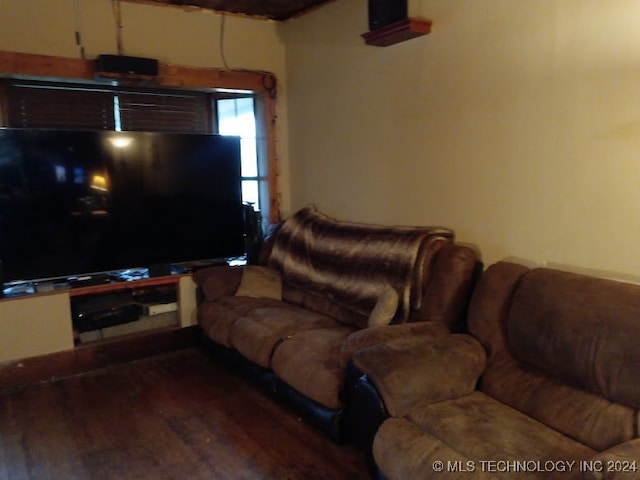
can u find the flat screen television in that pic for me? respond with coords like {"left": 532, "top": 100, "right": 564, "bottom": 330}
{"left": 0, "top": 128, "right": 245, "bottom": 285}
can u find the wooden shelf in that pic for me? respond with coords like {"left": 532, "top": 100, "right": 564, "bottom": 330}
{"left": 362, "top": 17, "right": 432, "bottom": 47}
{"left": 68, "top": 274, "right": 183, "bottom": 297}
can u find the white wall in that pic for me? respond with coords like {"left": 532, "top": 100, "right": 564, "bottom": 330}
{"left": 0, "top": 0, "right": 291, "bottom": 212}
{"left": 4, "top": 0, "right": 640, "bottom": 276}
{"left": 281, "top": 0, "right": 640, "bottom": 275}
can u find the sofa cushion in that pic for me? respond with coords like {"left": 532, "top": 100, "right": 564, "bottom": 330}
{"left": 194, "top": 265, "right": 243, "bottom": 301}
{"left": 271, "top": 326, "right": 355, "bottom": 409}
{"left": 373, "top": 418, "right": 499, "bottom": 480}
{"left": 507, "top": 268, "right": 640, "bottom": 410}
{"left": 481, "top": 358, "right": 637, "bottom": 452}
{"left": 283, "top": 285, "right": 369, "bottom": 329}
{"left": 198, "top": 296, "right": 286, "bottom": 347}
{"left": 410, "top": 242, "right": 481, "bottom": 331}
{"left": 228, "top": 306, "right": 341, "bottom": 368}
{"left": 469, "top": 263, "right": 640, "bottom": 452}
{"left": 467, "top": 261, "right": 530, "bottom": 363}
{"left": 398, "top": 391, "right": 594, "bottom": 478}
{"left": 235, "top": 266, "right": 282, "bottom": 300}
{"left": 585, "top": 439, "right": 640, "bottom": 480}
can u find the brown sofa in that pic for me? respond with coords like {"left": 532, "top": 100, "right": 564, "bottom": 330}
{"left": 353, "top": 261, "right": 640, "bottom": 479}
{"left": 193, "top": 206, "right": 481, "bottom": 441}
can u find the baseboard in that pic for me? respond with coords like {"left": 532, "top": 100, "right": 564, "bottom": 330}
{"left": 0, "top": 326, "right": 201, "bottom": 393}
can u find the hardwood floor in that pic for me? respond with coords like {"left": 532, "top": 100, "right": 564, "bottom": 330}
{"left": 0, "top": 348, "right": 370, "bottom": 479}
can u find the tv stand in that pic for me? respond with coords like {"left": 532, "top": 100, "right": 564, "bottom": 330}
{"left": 0, "top": 271, "right": 199, "bottom": 363}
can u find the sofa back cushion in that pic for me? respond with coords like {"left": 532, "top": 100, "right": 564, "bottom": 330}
{"left": 469, "top": 262, "right": 640, "bottom": 451}
{"left": 480, "top": 357, "right": 637, "bottom": 452}
{"left": 507, "top": 268, "right": 640, "bottom": 410}
{"left": 410, "top": 242, "right": 481, "bottom": 331}
{"left": 467, "top": 261, "right": 530, "bottom": 361}
{"left": 282, "top": 285, "right": 369, "bottom": 328}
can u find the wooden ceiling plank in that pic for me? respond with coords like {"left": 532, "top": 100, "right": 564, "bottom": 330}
{"left": 118, "top": 0, "right": 336, "bottom": 21}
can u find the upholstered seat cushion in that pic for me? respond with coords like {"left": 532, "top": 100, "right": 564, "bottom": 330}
{"left": 374, "top": 391, "right": 595, "bottom": 480}
{"left": 374, "top": 418, "right": 500, "bottom": 480}
{"left": 271, "top": 326, "right": 356, "bottom": 409}
{"left": 228, "top": 306, "right": 341, "bottom": 368}
{"left": 198, "top": 296, "right": 287, "bottom": 347}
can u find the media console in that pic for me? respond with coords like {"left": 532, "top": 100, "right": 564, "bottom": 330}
{"left": 0, "top": 269, "right": 203, "bottom": 364}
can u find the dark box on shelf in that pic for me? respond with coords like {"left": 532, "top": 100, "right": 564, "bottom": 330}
{"left": 71, "top": 293, "right": 143, "bottom": 333}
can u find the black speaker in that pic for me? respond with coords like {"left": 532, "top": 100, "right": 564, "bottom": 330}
{"left": 96, "top": 54, "right": 159, "bottom": 77}
{"left": 368, "top": 0, "right": 408, "bottom": 30}
{"left": 243, "top": 204, "right": 263, "bottom": 265}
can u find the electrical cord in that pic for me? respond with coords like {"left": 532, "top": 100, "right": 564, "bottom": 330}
{"left": 111, "top": 0, "right": 124, "bottom": 55}
{"left": 220, "top": 13, "right": 230, "bottom": 69}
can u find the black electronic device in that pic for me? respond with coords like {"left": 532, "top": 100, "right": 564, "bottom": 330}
{"left": 368, "top": 0, "right": 408, "bottom": 30}
{"left": 148, "top": 262, "right": 172, "bottom": 278}
{"left": 96, "top": 54, "right": 159, "bottom": 77}
{"left": 243, "top": 203, "right": 263, "bottom": 265}
{"left": 73, "top": 303, "right": 142, "bottom": 332}
{"left": 0, "top": 129, "right": 244, "bottom": 284}
{"left": 71, "top": 292, "right": 143, "bottom": 332}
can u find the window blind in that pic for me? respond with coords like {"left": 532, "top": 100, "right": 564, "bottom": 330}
{"left": 4, "top": 80, "right": 210, "bottom": 133}
{"left": 116, "top": 90, "right": 209, "bottom": 133}
{"left": 7, "top": 82, "right": 116, "bottom": 130}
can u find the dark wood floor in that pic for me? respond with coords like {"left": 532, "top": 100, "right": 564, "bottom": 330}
{"left": 0, "top": 347, "right": 370, "bottom": 479}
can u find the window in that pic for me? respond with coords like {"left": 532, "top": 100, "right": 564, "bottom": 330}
{"left": 216, "top": 96, "right": 267, "bottom": 214}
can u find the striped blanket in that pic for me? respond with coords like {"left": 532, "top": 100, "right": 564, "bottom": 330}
{"left": 268, "top": 206, "right": 454, "bottom": 322}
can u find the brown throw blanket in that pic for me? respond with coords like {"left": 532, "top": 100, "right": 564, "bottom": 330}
{"left": 268, "top": 206, "right": 454, "bottom": 322}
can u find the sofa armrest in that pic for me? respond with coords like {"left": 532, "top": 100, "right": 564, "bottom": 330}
{"left": 192, "top": 265, "right": 243, "bottom": 301}
{"left": 339, "top": 321, "right": 450, "bottom": 369}
{"left": 583, "top": 439, "right": 640, "bottom": 480}
{"left": 352, "top": 333, "right": 486, "bottom": 417}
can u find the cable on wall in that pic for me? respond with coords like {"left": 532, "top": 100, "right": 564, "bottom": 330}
{"left": 219, "top": 13, "right": 230, "bottom": 69}
{"left": 111, "top": 0, "right": 124, "bottom": 55}
{"left": 213, "top": 8, "right": 278, "bottom": 85}
{"left": 73, "top": 0, "right": 86, "bottom": 59}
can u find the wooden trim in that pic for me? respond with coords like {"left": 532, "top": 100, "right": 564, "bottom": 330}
{"left": 0, "top": 50, "right": 281, "bottom": 222}
{"left": 259, "top": 78, "right": 281, "bottom": 223}
{"left": 159, "top": 63, "right": 271, "bottom": 92}
{"left": 0, "top": 51, "right": 95, "bottom": 79}
{"left": 0, "top": 51, "right": 268, "bottom": 92}
{"left": 0, "top": 325, "right": 201, "bottom": 393}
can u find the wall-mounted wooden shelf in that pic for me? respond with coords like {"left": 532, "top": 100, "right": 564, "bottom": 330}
{"left": 362, "top": 17, "right": 432, "bottom": 47}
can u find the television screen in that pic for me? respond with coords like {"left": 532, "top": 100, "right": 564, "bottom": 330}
{"left": 0, "top": 128, "right": 245, "bottom": 284}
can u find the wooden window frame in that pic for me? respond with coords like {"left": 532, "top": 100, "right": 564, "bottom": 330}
{"left": 0, "top": 51, "right": 280, "bottom": 223}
